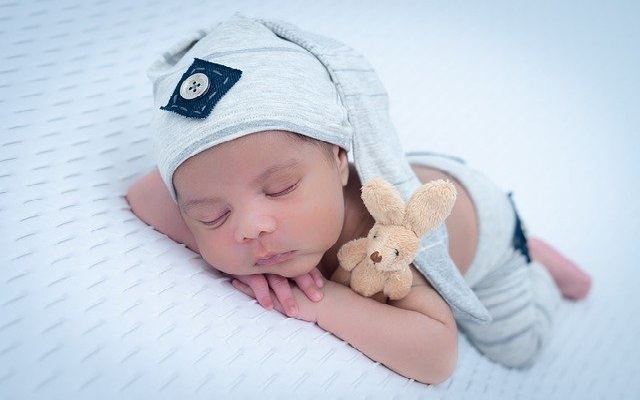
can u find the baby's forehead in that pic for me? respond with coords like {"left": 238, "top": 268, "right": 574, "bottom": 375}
{"left": 169, "top": 124, "right": 342, "bottom": 221}
{"left": 174, "top": 131, "right": 320, "bottom": 186}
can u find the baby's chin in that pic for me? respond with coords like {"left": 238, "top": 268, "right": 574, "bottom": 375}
{"left": 209, "top": 253, "right": 323, "bottom": 278}
{"left": 268, "top": 254, "right": 322, "bottom": 278}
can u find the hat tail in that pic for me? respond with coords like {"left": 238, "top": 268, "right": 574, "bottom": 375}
{"left": 260, "top": 18, "right": 491, "bottom": 324}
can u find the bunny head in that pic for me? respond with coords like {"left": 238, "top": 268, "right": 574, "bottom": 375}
{"left": 361, "top": 178, "right": 457, "bottom": 273}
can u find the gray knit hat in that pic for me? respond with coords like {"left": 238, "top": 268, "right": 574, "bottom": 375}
{"left": 148, "top": 14, "right": 491, "bottom": 324}
{"left": 148, "top": 15, "right": 352, "bottom": 200}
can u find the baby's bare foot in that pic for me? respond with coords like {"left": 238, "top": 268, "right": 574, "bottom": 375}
{"left": 528, "top": 237, "right": 592, "bottom": 300}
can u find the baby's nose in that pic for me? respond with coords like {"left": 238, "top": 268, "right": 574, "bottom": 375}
{"left": 235, "top": 212, "right": 276, "bottom": 242}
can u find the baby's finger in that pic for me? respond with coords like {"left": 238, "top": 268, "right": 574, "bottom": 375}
{"left": 309, "top": 268, "right": 325, "bottom": 288}
{"left": 293, "top": 273, "right": 323, "bottom": 302}
{"left": 233, "top": 275, "right": 274, "bottom": 310}
{"left": 266, "top": 274, "right": 298, "bottom": 317}
{"left": 231, "top": 279, "right": 254, "bottom": 297}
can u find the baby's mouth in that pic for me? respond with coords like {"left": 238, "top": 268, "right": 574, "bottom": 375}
{"left": 254, "top": 251, "right": 296, "bottom": 267}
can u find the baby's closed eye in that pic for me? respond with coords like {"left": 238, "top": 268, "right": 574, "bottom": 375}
{"left": 264, "top": 180, "right": 300, "bottom": 198}
{"left": 201, "top": 210, "right": 230, "bottom": 228}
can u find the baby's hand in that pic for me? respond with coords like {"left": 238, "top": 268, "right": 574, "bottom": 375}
{"left": 231, "top": 269, "right": 324, "bottom": 317}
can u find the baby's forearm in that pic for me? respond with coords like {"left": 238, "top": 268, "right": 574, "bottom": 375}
{"left": 316, "top": 281, "right": 458, "bottom": 384}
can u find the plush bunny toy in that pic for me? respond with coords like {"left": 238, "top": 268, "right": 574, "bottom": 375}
{"left": 331, "top": 177, "right": 457, "bottom": 302}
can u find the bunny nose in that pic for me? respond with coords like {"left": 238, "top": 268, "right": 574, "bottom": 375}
{"left": 370, "top": 251, "right": 382, "bottom": 263}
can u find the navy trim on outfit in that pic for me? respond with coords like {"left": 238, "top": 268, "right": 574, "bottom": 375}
{"left": 508, "top": 192, "right": 531, "bottom": 263}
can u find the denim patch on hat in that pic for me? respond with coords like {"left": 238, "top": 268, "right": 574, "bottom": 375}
{"left": 160, "top": 58, "right": 242, "bottom": 119}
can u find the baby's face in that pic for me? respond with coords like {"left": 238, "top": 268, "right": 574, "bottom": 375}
{"left": 173, "top": 131, "right": 349, "bottom": 277}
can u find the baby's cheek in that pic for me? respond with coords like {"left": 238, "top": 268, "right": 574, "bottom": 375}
{"left": 201, "top": 250, "right": 240, "bottom": 275}
{"left": 315, "top": 203, "right": 345, "bottom": 247}
{"left": 194, "top": 234, "right": 239, "bottom": 274}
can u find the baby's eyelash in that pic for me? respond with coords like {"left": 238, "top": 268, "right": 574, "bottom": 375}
{"left": 267, "top": 182, "right": 299, "bottom": 197}
{"left": 202, "top": 211, "right": 230, "bottom": 228}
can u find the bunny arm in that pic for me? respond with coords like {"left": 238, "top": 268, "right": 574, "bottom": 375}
{"left": 383, "top": 267, "right": 413, "bottom": 300}
{"left": 336, "top": 237, "right": 369, "bottom": 272}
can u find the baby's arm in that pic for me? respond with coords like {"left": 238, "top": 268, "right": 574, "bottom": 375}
{"left": 127, "top": 169, "right": 197, "bottom": 250}
{"left": 323, "top": 274, "right": 457, "bottom": 384}
{"left": 234, "top": 267, "right": 458, "bottom": 384}
{"left": 126, "top": 169, "right": 323, "bottom": 315}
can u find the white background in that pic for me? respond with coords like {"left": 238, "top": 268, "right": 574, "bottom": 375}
{"left": 1, "top": 1, "right": 638, "bottom": 398}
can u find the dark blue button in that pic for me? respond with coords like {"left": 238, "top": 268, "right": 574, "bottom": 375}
{"left": 161, "top": 58, "right": 242, "bottom": 119}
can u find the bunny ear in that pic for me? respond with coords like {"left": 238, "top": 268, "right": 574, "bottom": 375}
{"left": 404, "top": 180, "right": 457, "bottom": 237}
{"left": 361, "top": 178, "right": 406, "bottom": 225}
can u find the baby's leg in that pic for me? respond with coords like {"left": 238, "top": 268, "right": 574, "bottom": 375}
{"left": 458, "top": 254, "right": 561, "bottom": 368}
{"left": 407, "top": 153, "right": 573, "bottom": 366}
{"left": 528, "top": 237, "right": 592, "bottom": 300}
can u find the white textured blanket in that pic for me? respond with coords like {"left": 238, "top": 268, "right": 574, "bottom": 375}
{"left": 1, "top": 1, "right": 638, "bottom": 399}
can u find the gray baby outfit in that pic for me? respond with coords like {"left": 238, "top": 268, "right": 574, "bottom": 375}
{"left": 408, "top": 153, "right": 561, "bottom": 367}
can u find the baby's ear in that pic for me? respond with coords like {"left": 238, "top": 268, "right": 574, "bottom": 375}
{"left": 404, "top": 180, "right": 457, "bottom": 236}
{"left": 333, "top": 145, "right": 349, "bottom": 186}
{"left": 361, "top": 178, "right": 405, "bottom": 225}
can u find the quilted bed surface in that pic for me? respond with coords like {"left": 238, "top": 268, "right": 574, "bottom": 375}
{"left": 1, "top": 1, "right": 639, "bottom": 399}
